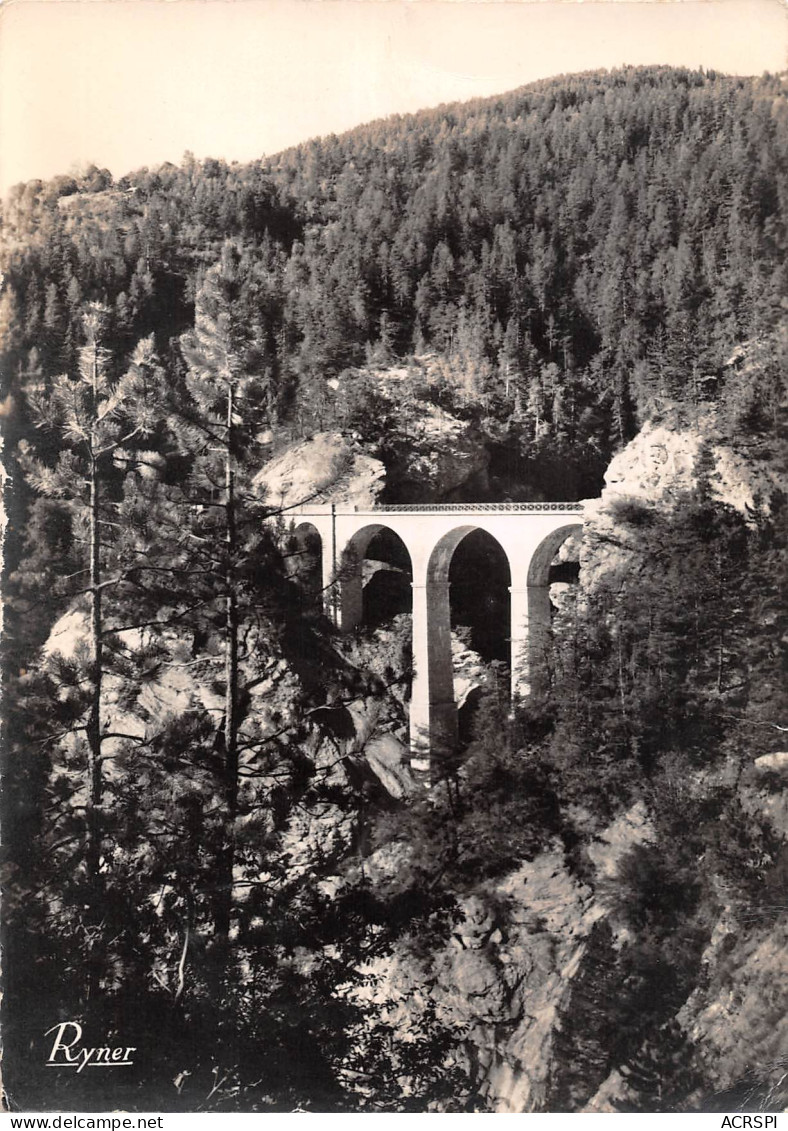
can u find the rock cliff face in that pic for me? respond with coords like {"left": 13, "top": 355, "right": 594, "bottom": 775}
{"left": 581, "top": 412, "right": 785, "bottom": 593}
{"left": 362, "top": 804, "right": 656, "bottom": 1112}
{"left": 363, "top": 847, "right": 601, "bottom": 1111}
{"left": 600, "top": 419, "right": 780, "bottom": 516}
{"left": 379, "top": 398, "right": 491, "bottom": 502}
{"left": 336, "top": 358, "right": 492, "bottom": 502}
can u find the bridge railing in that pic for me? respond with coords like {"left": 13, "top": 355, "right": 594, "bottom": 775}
{"left": 370, "top": 502, "right": 584, "bottom": 513}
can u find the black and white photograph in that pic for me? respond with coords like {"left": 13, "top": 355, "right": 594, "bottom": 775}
{"left": 1, "top": 0, "right": 787, "bottom": 1115}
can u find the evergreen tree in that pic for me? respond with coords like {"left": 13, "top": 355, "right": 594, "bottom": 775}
{"left": 19, "top": 305, "right": 161, "bottom": 901}
{"left": 170, "top": 240, "right": 279, "bottom": 946}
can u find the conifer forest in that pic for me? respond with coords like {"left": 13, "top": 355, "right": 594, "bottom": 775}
{"left": 1, "top": 67, "right": 787, "bottom": 1112}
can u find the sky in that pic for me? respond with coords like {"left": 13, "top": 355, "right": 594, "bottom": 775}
{"left": 0, "top": 0, "right": 786, "bottom": 195}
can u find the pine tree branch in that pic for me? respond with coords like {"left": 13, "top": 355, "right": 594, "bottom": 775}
{"left": 124, "top": 564, "right": 221, "bottom": 577}
{"left": 99, "top": 732, "right": 150, "bottom": 746}
{"left": 45, "top": 787, "right": 86, "bottom": 814}
{"left": 103, "top": 598, "right": 214, "bottom": 635}
{"left": 19, "top": 725, "right": 90, "bottom": 754}
{"left": 45, "top": 833, "right": 87, "bottom": 856}
{"left": 96, "top": 426, "right": 144, "bottom": 455}
{"left": 174, "top": 923, "right": 190, "bottom": 1002}
{"left": 70, "top": 575, "right": 125, "bottom": 596}
{"left": 716, "top": 713, "right": 788, "bottom": 732}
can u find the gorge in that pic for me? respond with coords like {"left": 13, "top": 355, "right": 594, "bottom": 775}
{"left": 1, "top": 64, "right": 786, "bottom": 1113}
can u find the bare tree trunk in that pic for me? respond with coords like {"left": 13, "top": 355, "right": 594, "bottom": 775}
{"left": 215, "top": 382, "right": 239, "bottom": 946}
{"left": 617, "top": 631, "right": 628, "bottom": 724}
{"left": 83, "top": 341, "right": 105, "bottom": 1015}
{"left": 85, "top": 343, "right": 103, "bottom": 894}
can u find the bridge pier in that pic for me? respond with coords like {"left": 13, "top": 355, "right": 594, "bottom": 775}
{"left": 510, "top": 584, "right": 553, "bottom": 700}
{"left": 410, "top": 578, "right": 459, "bottom": 776}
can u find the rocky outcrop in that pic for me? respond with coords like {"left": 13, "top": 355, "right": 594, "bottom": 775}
{"left": 253, "top": 431, "right": 386, "bottom": 509}
{"left": 580, "top": 414, "right": 785, "bottom": 595}
{"left": 383, "top": 400, "right": 490, "bottom": 502}
{"left": 753, "top": 752, "right": 788, "bottom": 776}
{"left": 451, "top": 633, "right": 487, "bottom": 711}
{"left": 680, "top": 917, "right": 788, "bottom": 1108}
{"left": 601, "top": 417, "right": 784, "bottom": 518}
{"left": 338, "top": 358, "right": 491, "bottom": 502}
{"left": 585, "top": 801, "right": 654, "bottom": 882}
{"left": 356, "top": 795, "right": 672, "bottom": 1111}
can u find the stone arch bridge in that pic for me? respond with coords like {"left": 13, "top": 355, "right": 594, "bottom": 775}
{"left": 283, "top": 503, "right": 584, "bottom": 772}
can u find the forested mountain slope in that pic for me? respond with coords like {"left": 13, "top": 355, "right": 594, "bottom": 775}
{"left": 3, "top": 67, "right": 787, "bottom": 487}
{"left": 1, "top": 66, "right": 787, "bottom": 1113}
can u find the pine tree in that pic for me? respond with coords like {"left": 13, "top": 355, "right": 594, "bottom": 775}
{"left": 20, "top": 306, "right": 161, "bottom": 892}
{"left": 171, "top": 240, "right": 276, "bottom": 946}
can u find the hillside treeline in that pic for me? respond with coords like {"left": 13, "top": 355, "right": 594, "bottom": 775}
{"left": 3, "top": 67, "right": 787, "bottom": 476}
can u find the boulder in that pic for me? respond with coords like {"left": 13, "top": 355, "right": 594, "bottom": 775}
{"left": 364, "top": 732, "right": 413, "bottom": 799}
{"left": 753, "top": 752, "right": 788, "bottom": 775}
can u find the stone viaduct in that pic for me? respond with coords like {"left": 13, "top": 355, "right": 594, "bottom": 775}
{"left": 284, "top": 503, "right": 584, "bottom": 773}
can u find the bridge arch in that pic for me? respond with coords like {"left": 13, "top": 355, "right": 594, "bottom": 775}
{"left": 286, "top": 522, "right": 323, "bottom": 594}
{"left": 411, "top": 525, "right": 513, "bottom": 763}
{"left": 337, "top": 524, "right": 413, "bottom": 632}
{"left": 510, "top": 523, "right": 583, "bottom": 698}
{"left": 527, "top": 524, "right": 583, "bottom": 586}
{"left": 447, "top": 528, "right": 512, "bottom": 663}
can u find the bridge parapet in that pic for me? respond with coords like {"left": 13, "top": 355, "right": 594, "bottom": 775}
{"left": 371, "top": 502, "right": 584, "bottom": 513}
{"left": 286, "top": 501, "right": 585, "bottom": 515}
